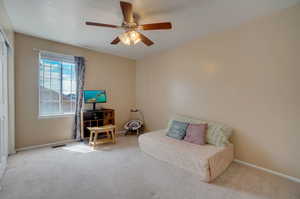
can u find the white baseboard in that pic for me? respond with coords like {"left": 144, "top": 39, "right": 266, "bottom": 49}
{"left": 16, "top": 139, "right": 76, "bottom": 152}
{"left": 0, "top": 157, "right": 7, "bottom": 181}
{"left": 234, "top": 159, "right": 300, "bottom": 184}
{"left": 15, "top": 130, "right": 125, "bottom": 152}
{"left": 8, "top": 150, "right": 16, "bottom": 155}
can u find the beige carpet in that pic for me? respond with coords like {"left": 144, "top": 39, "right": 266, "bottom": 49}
{"left": 0, "top": 135, "right": 299, "bottom": 199}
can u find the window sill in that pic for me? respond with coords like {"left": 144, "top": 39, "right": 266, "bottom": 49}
{"left": 38, "top": 114, "right": 75, "bottom": 119}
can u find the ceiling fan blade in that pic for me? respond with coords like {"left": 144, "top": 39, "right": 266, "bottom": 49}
{"left": 86, "top": 22, "right": 120, "bottom": 28}
{"left": 111, "top": 37, "right": 120, "bottom": 45}
{"left": 138, "top": 32, "right": 154, "bottom": 46}
{"left": 139, "top": 22, "right": 172, "bottom": 30}
{"left": 120, "top": 1, "right": 134, "bottom": 23}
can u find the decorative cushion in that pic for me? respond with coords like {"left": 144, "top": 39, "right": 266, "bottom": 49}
{"left": 184, "top": 123, "right": 208, "bottom": 145}
{"left": 206, "top": 121, "right": 232, "bottom": 147}
{"left": 166, "top": 120, "right": 188, "bottom": 140}
{"left": 167, "top": 114, "right": 233, "bottom": 147}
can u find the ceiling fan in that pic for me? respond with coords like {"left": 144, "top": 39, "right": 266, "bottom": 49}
{"left": 85, "top": 1, "right": 172, "bottom": 46}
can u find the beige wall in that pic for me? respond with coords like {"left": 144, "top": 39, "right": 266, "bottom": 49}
{"left": 0, "top": 0, "right": 15, "bottom": 154}
{"left": 136, "top": 5, "right": 300, "bottom": 178}
{"left": 15, "top": 33, "right": 136, "bottom": 149}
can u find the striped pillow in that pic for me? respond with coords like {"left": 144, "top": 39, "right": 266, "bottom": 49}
{"left": 167, "top": 114, "right": 233, "bottom": 147}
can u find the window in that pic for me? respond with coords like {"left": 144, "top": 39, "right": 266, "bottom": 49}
{"left": 39, "top": 51, "right": 77, "bottom": 117}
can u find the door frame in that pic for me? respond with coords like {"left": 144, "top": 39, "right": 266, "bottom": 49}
{"left": 0, "top": 26, "right": 11, "bottom": 180}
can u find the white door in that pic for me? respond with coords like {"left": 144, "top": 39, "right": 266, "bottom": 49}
{"left": 0, "top": 31, "right": 8, "bottom": 178}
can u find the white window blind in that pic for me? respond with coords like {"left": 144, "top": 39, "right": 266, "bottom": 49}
{"left": 39, "top": 51, "right": 77, "bottom": 117}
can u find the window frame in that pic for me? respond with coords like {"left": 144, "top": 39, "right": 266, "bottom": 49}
{"left": 38, "top": 51, "right": 77, "bottom": 118}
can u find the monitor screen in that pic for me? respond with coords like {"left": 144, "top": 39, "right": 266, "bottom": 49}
{"left": 83, "top": 90, "right": 107, "bottom": 103}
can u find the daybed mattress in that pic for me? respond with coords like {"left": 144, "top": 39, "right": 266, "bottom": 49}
{"left": 138, "top": 129, "right": 234, "bottom": 182}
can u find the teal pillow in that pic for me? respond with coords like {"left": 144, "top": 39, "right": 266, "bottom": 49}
{"left": 166, "top": 120, "right": 189, "bottom": 140}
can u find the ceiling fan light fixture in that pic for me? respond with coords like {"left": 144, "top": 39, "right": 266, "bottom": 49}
{"left": 129, "top": 31, "right": 141, "bottom": 44}
{"left": 119, "top": 32, "right": 131, "bottom": 45}
{"left": 86, "top": 1, "right": 171, "bottom": 46}
{"left": 119, "top": 30, "right": 141, "bottom": 45}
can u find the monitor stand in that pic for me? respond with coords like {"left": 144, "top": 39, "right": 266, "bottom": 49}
{"left": 91, "top": 103, "right": 103, "bottom": 111}
{"left": 92, "top": 102, "right": 97, "bottom": 111}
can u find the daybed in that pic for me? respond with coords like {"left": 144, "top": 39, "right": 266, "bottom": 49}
{"left": 138, "top": 116, "right": 234, "bottom": 182}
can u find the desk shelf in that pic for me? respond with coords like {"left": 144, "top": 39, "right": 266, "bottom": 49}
{"left": 80, "top": 109, "right": 115, "bottom": 139}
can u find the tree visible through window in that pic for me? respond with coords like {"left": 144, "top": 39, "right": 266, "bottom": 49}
{"left": 39, "top": 52, "right": 76, "bottom": 116}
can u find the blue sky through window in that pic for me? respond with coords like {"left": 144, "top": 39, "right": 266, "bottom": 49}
{"left": 40, "top": 59, "right": 76, "bottom": 95}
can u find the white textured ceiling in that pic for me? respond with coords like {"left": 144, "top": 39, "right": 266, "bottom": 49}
{"left": 4, "top": 0, "right": 300, "bottom": 60}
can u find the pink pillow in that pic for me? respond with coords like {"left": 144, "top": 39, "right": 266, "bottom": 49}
{"left": 184, "top": 123, "right": 208, "bottom": 145}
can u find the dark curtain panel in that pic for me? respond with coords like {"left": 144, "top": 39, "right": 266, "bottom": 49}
{"left": 73, "top": 56, "right": 86, "bottom": 140}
